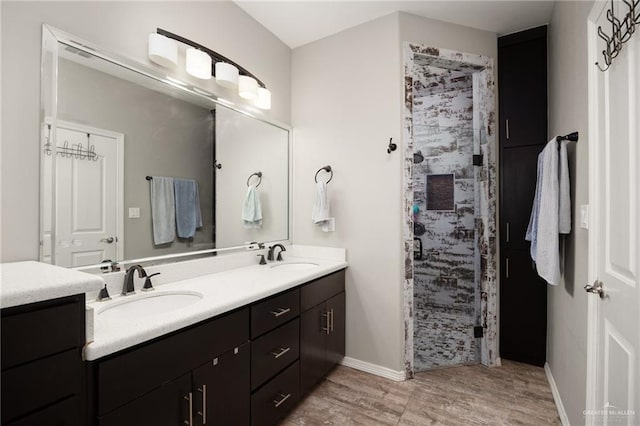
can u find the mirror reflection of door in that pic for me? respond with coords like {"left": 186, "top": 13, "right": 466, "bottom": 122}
{"left": 53, "top": 122, "right": 123, "bottom": 267}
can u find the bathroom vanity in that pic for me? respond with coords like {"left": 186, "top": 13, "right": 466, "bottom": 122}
{"left": 1, "top": 253, "right": 347, "bottom": 426}
{"left": 0, "top": 262, "right": 103, "bottom": 425}
{"left": 87, "top": 267, "right": 345, "bottom": 426}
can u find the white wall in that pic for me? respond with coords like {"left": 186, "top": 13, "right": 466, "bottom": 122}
{"left": 292, "top": 11, "right": 496, "bottom": 372}
{"left": 0, "top": 1, "right": 291, "bottom": 262}
{"left": 292, "top": 13, "right": 404, "bottom": 371}
{"left": 547, "top": 1, "right": 593, "bottom": 423}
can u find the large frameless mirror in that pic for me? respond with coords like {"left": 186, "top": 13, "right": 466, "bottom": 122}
{"left": 40, "top": 25, "right": 290, "bottom": 271}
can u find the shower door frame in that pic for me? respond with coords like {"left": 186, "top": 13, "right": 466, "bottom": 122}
{"left": 402, "top": 43, "right": 499, "bottom": 377}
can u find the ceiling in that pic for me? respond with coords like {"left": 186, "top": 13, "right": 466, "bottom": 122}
{"left": 234, "top": 1, "right": 555, "bottom": 49}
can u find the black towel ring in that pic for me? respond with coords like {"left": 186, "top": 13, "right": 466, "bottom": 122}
{"left": 247, "top": 171, "right": 262, "bottom": 187}
{"left": 315, "top": 165, "right": 333, "bottom": 183}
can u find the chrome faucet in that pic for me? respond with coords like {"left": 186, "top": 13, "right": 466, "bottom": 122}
{"left": 267, "top": 244, "right": 287, "bottom": 261}
{"left": 123, "top": 265, "right": 146, "bottom": 296}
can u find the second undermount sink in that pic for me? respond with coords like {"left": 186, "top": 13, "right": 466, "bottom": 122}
{"left": 97, "top": 291, "right": 203, "bottom": 321}
{"left": 269, "top": 262, "right": 319, "bottom": 271}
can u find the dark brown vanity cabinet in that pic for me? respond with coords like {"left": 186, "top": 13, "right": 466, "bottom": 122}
{"left": 90, "top": 309, "right": 250, "bottom": 426}
{"left": 300, "top": 270, "right": 346, "bottom": 395}
{"left": 1, "top": 294, "right": 86, "bottom": 426}
{"left": 88, "top": 268, "right": 346, "bottom": 426}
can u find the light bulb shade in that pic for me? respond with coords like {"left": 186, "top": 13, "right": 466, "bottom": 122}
{"left": 255, "top": 87, "right": 272, "bottom": 110}
{"left": 186, "top": 48, "right": 212, "bottom": 80}
{"left": 215, "top": 62, "right": 239, "bottom": 88}
{"left": 238, "top": 75, "right": 258, "bottom": 100}
{"left": 148, "top": 33, "right": 178, "bottom": 68}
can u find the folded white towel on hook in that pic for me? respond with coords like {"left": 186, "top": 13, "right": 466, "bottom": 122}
{"left": 312, "top": 181, "right": 332, "bottom": 232}
{"left": 242, "top": 184, "right": 263, "bottom": 229}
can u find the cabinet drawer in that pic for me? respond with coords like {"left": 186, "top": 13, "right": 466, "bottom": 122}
{"left": 300, "top": 269, "right": 345, "bottom": 311}
{"left": 251, "top": 288, "right": 299, "bottom": 338}
{"left": 251, "top": 319, "right": 299, "bottom": 390}
{"left": 1, "top": 294, "right": 85, "bottom": 370}
{"left": 97, "top": 308, "right": 249, "bottom": 415}
{"left": 251, "top": 361, "right": 300, "bottom": 426}
{"left": 1, "top": 349, "right": 82, "bottom": 423}
{"left": 6, "top": 395, "right": 80, "bottom": 426}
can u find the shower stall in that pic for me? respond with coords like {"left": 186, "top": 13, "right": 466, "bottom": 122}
{"left": 402, "top": 44, "right": 498, "bottom": 374}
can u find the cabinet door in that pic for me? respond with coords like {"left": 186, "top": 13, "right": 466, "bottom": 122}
{"left": 300, "top": 304, "right": 328, "bottom": 395}
{"left": 193, "top": 342, "right": 250, "bottom": 426}
{"left": 98, "top": 374, "right": 191, "bottom": 426}
{"left": 499, "top": 251, "right": 547, "bottom": 366}
{"left": 325, "top": 292, "right": 345, "bottom": 369}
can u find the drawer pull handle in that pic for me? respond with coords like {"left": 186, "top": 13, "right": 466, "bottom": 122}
{"left": 197, "top": 385, "right": 207, "bottom": 424}
{"left": 270, "top": 307, "right": 291, "bottom": 317}
{"left": 271, "top": 347, "right": 291, "bottom": 359}
{"left": 273, "top": 393, "right": 291, "bottom": 408}
{"left": 184, "top": 392, "right": 193, "bottom": 426}
{"left": 322, "top": 312, "right": 330, "bottom": 334}
{"left": 329, "top": 309, "right": 334, "bottom": 332}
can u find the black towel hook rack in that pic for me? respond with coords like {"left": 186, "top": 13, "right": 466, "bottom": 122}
{"left": 247, "top": 171, "right": 262, "bottom": 187}
{"left": 556, "top": 132, "right": 579, "bottom": 143}
{"left": 315, "top": 165, "right": 333, "bottom": 183}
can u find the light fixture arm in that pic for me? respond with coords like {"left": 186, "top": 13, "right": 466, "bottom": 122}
{"left": 157, "top": 28, "right": 266, "bottom": 88}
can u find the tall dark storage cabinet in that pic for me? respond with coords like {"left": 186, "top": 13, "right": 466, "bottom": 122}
{"left": 499, "top": 26, "right": 548, "bottom": 367}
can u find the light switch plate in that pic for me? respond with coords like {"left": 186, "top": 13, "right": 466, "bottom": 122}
{"left": 129, "top": 207, "right": 140, "bottom": 219}
{"left": 580, "top": 205, "right": 589, "bottom": 229}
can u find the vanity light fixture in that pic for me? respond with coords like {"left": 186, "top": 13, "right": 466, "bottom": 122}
{"left": 238, "top": 75, "right": 258, "bottom": 100}
{"left": 149, "top": 28, "right": 272, "bottom": 110}
{"left": 185, "top": 48, "right": 211, "bottom": 80}
{"left": 215, "top": 62, "right": 239, "bottom": 88}
{"left": 148, "top": 33, "right": 178, "bottom": 68}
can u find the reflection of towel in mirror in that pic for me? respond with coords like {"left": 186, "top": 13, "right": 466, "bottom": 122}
{"left": 150, "top": 176, "right": 175, "bottom": 245}
{"left": 174, "top": 178, "right": 203, "bottom": 239}
{"left": 242, "top": 184, "right": 263, "bottom": 229}
{"left": 312, "top": 182, "right": 332, "bottom": 232}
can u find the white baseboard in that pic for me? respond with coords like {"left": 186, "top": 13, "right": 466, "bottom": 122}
{"left": 545, "top": 362, "right": 570, "bottom": 426}
{"left": 340, "top": 356, "right": 407, "bottom": 382}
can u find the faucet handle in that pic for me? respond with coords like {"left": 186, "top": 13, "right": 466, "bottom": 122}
{"left": 257, "top": 254, "right": 267, "bottom": 265}
{"left": 276, "top": 252, "right": 284, "bottom": 261}
{"left": 96, "top": 284, "right": 111, "bottom": 302}
{"left": 142, "top": 272, "right": 160, "bottom": 292}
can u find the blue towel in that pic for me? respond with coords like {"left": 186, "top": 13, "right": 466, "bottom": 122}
{"left": 174, "top": 178, "right": 202, "bottom": 239}
{"left": 150, "top": 176, "right": 175, "bottom": 245}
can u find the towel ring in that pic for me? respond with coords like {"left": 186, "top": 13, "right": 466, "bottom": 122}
{"left": 315, "top": 165, "right": 333, "bottom": 183}
{"left": 247, "top": 171, "right": 262, "bottom": 187}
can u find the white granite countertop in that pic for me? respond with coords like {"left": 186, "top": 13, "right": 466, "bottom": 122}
{"left": 85, "top": 256, "right": 347, "bottom": 360}
{"left": 0, "top": 261, "right": 105, "bottom": 309}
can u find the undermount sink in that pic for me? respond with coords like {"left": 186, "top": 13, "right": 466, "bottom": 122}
{"left": 269, "top": 262, "right": 319, "bottom": 271}
{"left": 97, "top": 291, "right": 203, "bottom": 320}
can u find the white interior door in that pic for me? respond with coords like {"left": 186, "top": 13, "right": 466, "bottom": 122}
{"left": 587, "top": 2, "right": 640, "bottom": 425}
{"left": 55, "top": 124, "right": 122, "bottom": 267}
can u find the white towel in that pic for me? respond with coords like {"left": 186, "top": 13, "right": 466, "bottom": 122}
{"left": 525, "top": 138, "right": 571, "bottom": 285}
{"left": 312, "top": 182, "right": 332, "bottom": 232}
{"left": 241, "top": 184, "right": 262, "bottom": 229}
{"left": 150, "top": 176, "right": 175, "bottom": 245}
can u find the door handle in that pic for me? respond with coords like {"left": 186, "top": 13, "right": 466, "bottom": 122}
{"left": 584, "top": 280, "right": 605, "bottom": 299}
{"left": 271, "top": 347, "right": 291, "bottom": 359}
{"left": 197, "top": 385, "right": 207, "bottom": 424}
{"left": 100, "top": 237, "right": 115, "bottom": 244}
{"left": 270, "top": 307, "right": 291, "bottom": 318}
{"left": 329, "top": 309, "right": 334, "bottom": 332}
{"left": 322, "top": 312, "right": 330, "bottom": 334}
{"left": 273, "top": 393, "right": 291, "bottom": 408}
{"left": 183, "top": 392, "right": 193, "bottom": 426}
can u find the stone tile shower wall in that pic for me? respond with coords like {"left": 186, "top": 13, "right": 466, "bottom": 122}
{"left": 412, "top": 69, "right": 480, "bottom": 370}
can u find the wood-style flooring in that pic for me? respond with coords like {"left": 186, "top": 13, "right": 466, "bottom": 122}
{"left": 282, "top": 360, "right": 561, "bottom": 425}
